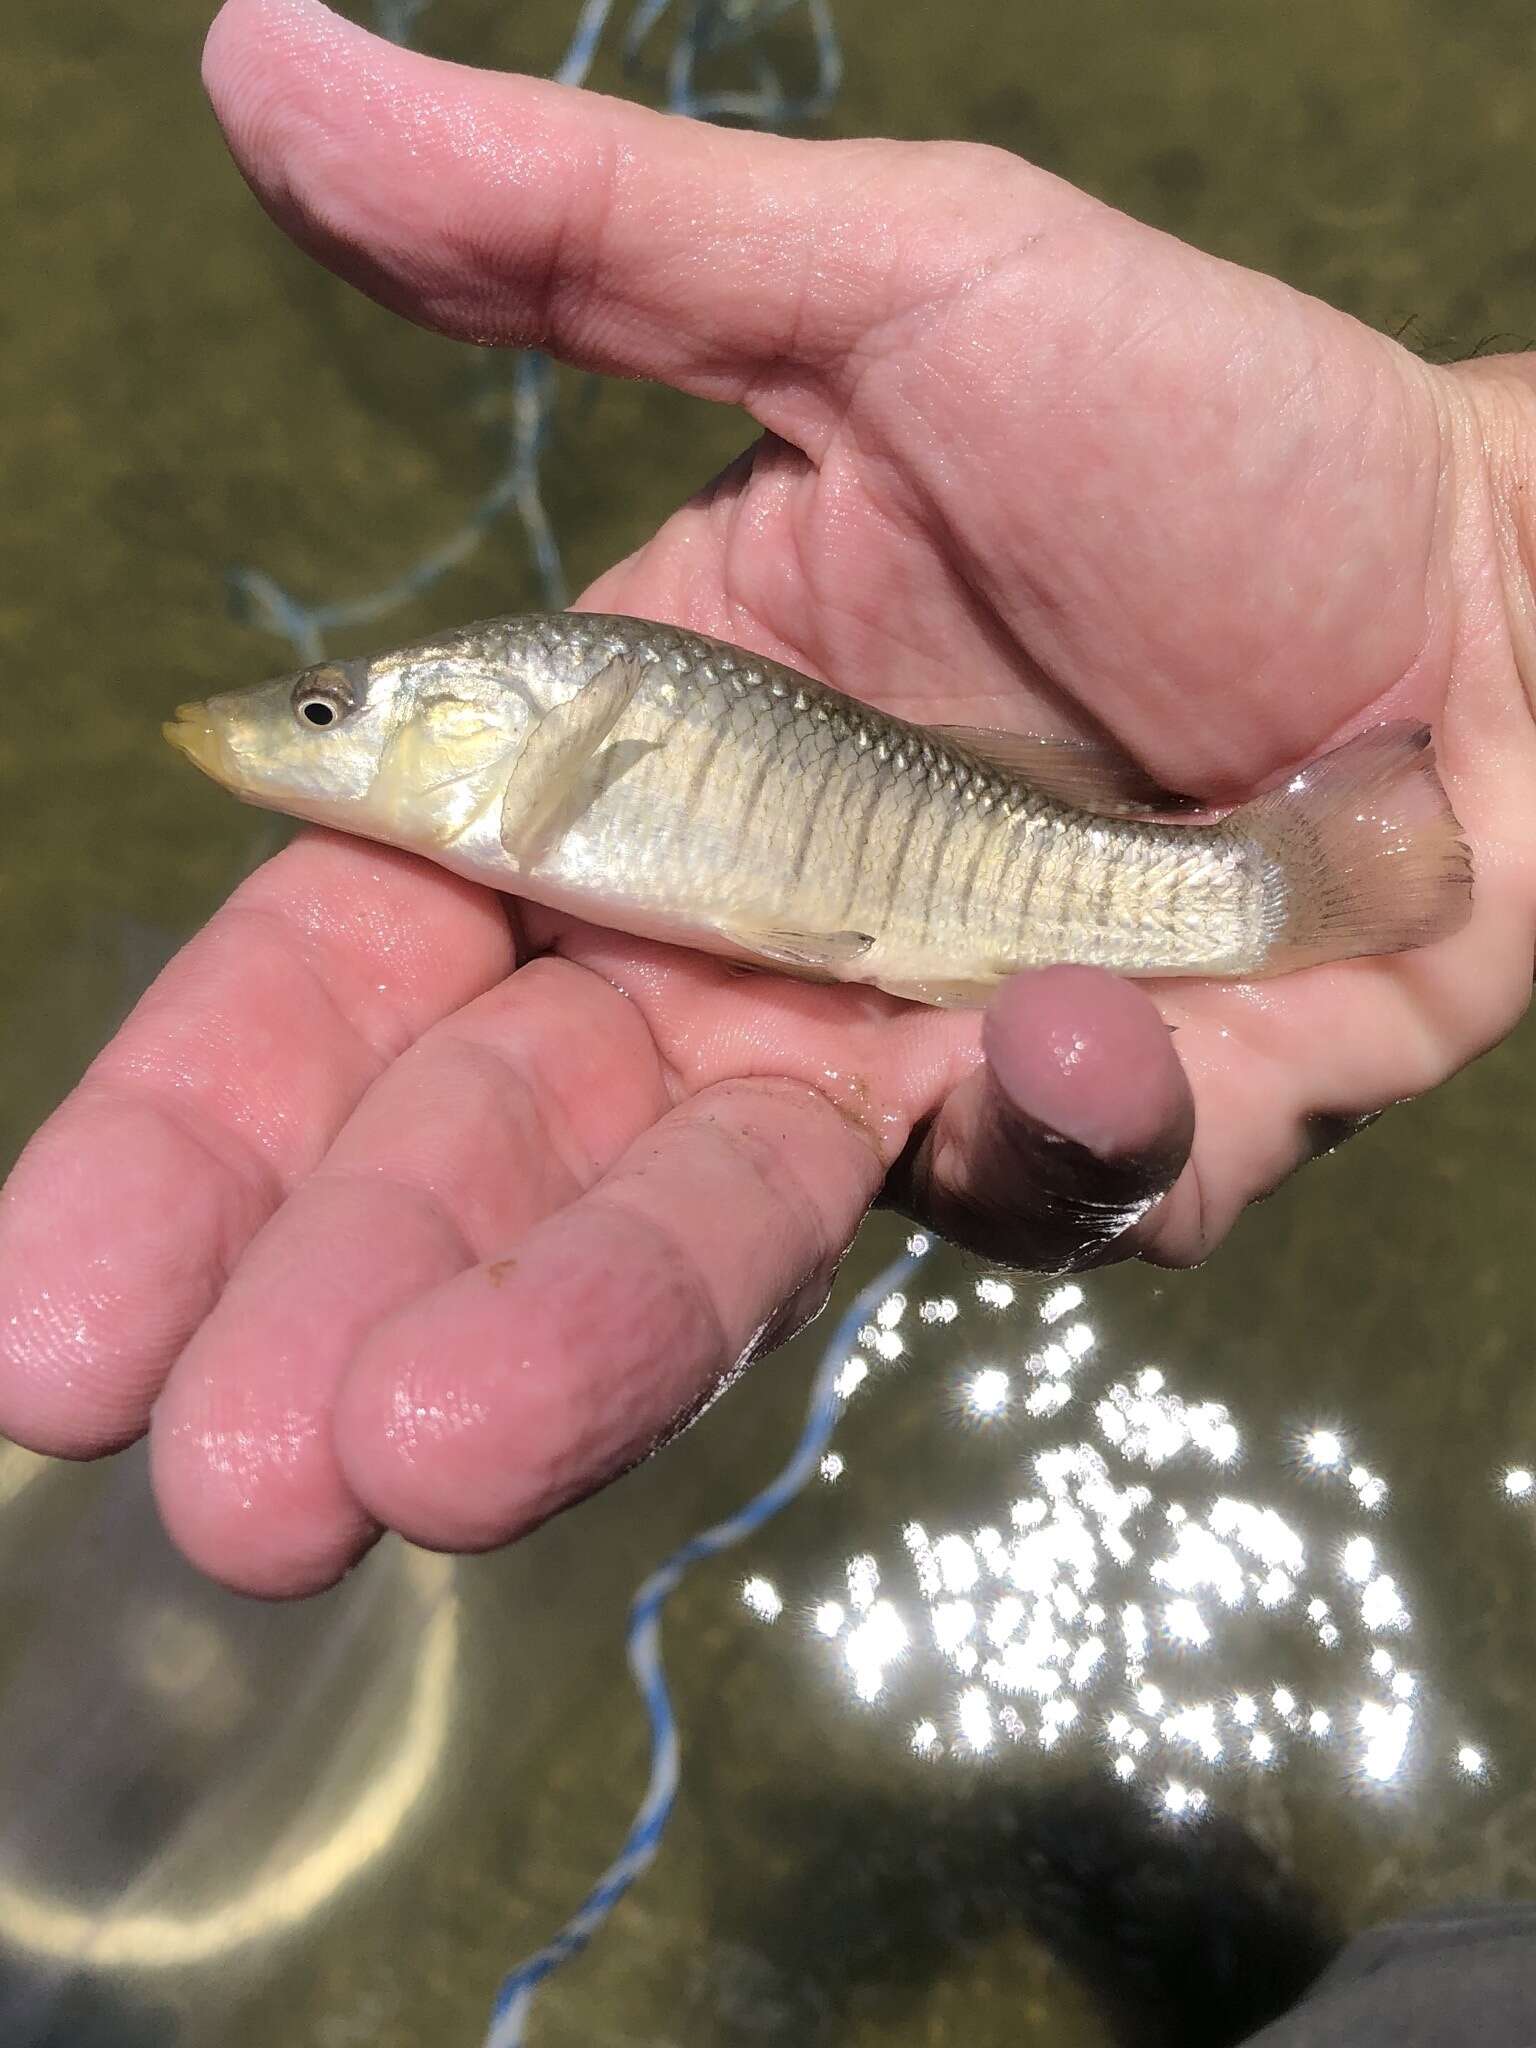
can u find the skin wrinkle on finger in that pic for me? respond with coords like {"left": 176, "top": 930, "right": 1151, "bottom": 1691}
{"left": 0, "top": 1084, "right": 289, "bottom": 1454}
{"left": 1456, "top": 363, "right": 1536, "bottom": 722}
{"left": 377, "top": 1033, "right": 598, "bottom": 1216}
{"left": 864, "top": 289, "right": 1454, "bottom": 791}
{"left": 146, "top": 957, "right": 680, "bottom": 1591}
{"left": 677, "top": 424, "right": 1086, "bottom": 744}
{"left": 214, "top": 885, "right": 474, "bottom": 1075}
{"left": 388, "top": 963, "right": 669, "bottom": 1210}
{"left": 349, "top": 1230, "right": 727, "bottom": 1546}
{"left": 572, "top": 1078, "right": 876, "bottom": 1353}
{"left": 315, "top": 1010, "right": 656, "bottom": 1251}
{"left": 0, "top": 836, "right": 515, "bottom": 1455}
{"left": 332, "top": 1077, "right": 886, "bottom": 1550}
{"left": 97, "top": 835, "right": 517, "bottom": 1173}
{"left": 298, "top": 1160, "right": 484, "bottom": 1269}
{"left": 104, "top": 936, "right": 388, "bottom": 1172}
{"left": 0, "top": 1103, "right": 274, "bottom": 1445}
{"left": 87, "top": 1075, "right": 286, "bottom": 1242}
{"left": 150, "top": 1174, "right": 474, "bottom": 1593}
{"left": 573, "top": 1198, "right": 733, "bottom": 1389}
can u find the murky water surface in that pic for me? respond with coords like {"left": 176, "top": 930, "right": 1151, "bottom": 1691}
{"left": 4, "top": 0, "right": 1536, "bottom": 2040}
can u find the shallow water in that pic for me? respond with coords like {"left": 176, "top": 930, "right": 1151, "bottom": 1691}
{"left": 3, "top": 0, "right": 1536, "bottom": 2041}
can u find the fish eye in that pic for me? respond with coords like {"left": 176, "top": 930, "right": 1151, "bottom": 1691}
{"left": 292, "top": 670, "right": 355, "bottom": 732}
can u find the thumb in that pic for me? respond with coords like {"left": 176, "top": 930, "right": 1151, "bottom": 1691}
{"left": 201, "top": 0, "right": 1057, "bottom": 444}
{"left": 886, "top": 967, "right": 1196, "bottom": 1272}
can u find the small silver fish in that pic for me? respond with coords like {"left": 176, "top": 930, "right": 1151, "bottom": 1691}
{"left": 164, "top": 612, "right": 1472, "bottom": 1004}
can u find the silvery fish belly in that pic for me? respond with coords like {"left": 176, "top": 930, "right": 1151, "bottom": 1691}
{"left": 164, "top": 612, "right": 1473, "bottom": 1007}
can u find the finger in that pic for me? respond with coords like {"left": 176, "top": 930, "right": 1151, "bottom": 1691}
{"left": 149, "top": 957, "right": 670, "bottom": 1596}
{"left": 887, "top": 966, "right": 1194, "bottom": 1271}
{"left": 0, "top": 835, "right": 513, "bottom": 1456}
{"left": 331, "top": 1076, "right": 885, "bottom": 1551}
{"left": 201, "top": 0, "right": 1067, "bottom": 440}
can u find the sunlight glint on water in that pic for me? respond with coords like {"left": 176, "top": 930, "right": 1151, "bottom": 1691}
{"left": 735, "top": 1267, "right": 1517, "bottom": 1804}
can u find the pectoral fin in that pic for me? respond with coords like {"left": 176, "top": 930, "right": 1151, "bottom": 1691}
{"left": 931, "top": 726, "right": 1196, "bottom": 818}
{"left": 500, "top": 656, "right": 643, "bottom": 871}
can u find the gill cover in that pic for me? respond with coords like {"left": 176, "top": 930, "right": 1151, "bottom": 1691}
{"left": 368, "top": 694, "right": 528, "bottom": 847}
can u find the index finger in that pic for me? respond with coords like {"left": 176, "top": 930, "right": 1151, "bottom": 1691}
{"left": 0, "top": 833, "right": 513, "bottom": 1454}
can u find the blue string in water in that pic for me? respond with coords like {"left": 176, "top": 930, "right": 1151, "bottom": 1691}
{"left": 482, "top": 1240, "right": 928, "bottom": 2048}
{"left": 622, "top": 0, "right": 842, "bottom": 122}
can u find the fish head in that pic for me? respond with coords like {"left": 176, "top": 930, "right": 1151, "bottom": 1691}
{"left": 165, "top": 647, "right": 534, "bottom": 847}
{"left": 164, "top": 653, "right": 398, "bottom": 823}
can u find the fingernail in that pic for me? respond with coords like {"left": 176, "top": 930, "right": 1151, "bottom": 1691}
{"left": 1000, "top": 1105, "right": 1180, "bottom": 1263}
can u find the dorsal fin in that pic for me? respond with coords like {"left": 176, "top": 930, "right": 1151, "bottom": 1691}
{"left": 930, "top": 726, "right": 1198, "bottom": 818}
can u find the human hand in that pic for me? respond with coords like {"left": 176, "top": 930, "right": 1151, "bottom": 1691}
{"left": 2, "top": 0, "right": 1533, "bottom": 1596}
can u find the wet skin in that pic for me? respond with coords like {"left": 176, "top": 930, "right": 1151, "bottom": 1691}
{"left": 2, "top": 0, "right": 1535, "bottom": 1597}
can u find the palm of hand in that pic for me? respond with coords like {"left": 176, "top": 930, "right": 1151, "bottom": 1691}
{"left": 1, "top": 0, "right": 1531, "bottom": 1597}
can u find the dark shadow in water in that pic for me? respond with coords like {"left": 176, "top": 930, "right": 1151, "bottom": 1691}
{"left": 713, "top": 1774, "right": 1340, "bottom": 2047}
{"left": 0, "top": 1964, "right": 175, "bottom": 2048}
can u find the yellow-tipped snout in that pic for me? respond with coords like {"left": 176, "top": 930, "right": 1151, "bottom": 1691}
{"left": 163, "top": 705, "right": 239, "bottom": 789}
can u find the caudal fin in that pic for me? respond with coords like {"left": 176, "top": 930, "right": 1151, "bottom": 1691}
{"left": 1241, "top": 722, "right": 1472, "bottom": 974}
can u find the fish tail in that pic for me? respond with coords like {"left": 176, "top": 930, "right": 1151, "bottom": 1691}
{"left": 1241, "top": 721, "right": 1472, "bottom": 973}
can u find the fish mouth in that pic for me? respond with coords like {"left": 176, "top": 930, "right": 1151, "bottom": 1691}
{"left": 163, "top": 706, "right": 239, "bottom": 789}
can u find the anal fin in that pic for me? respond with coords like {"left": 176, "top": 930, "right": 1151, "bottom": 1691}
{"left": 720, "top": 921, "right": 875, "bottom": 981}
{"left": 871, "top": 972, "right": 1003, "bottom": 1009}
